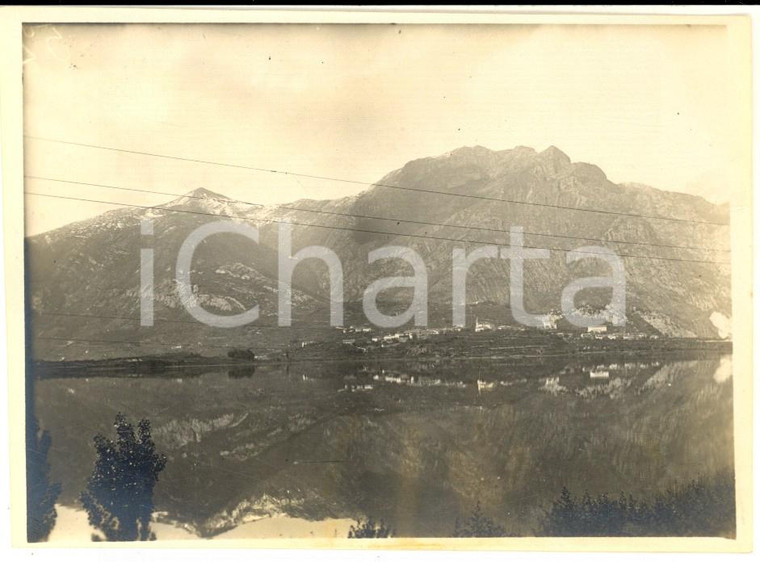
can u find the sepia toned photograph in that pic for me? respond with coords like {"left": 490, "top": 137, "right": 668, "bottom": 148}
{"left": 0, "top": 7, "right": 753, "bottom": 551}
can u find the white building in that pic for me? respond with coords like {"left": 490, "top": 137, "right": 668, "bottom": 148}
{"left": 542, "top": 317, "right": 557, "bottom": 330}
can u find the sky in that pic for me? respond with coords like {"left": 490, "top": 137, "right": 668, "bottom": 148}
{"left": 22, "top": 23, "right": 747, "bottom": 235}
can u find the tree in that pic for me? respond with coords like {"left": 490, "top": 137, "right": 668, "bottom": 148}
{"left": 540, "top": 473, "right": 736, "bottom": 537}
{"left": 541, "top": 486, "right": 578, "bottom": 536}
{"left": 227, "top": 348, "right": 255, "bottom": 361}
{"left": 348, "top": 516, "right": 393, "bottom": 538}
{"left": 453, "top": 501, "right": 507, "bottom": 537}
{"left": 27, "top": 416, "right": 61, "bottom": 542}
{"left": 80, "top": 413, "right": 167, "bottom": 541}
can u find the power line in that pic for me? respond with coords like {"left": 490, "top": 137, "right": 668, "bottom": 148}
{"left": 26, "top": 175, "right": 255, "bottom": 207}
{"left": 25, "top": 135, "right": 729, "bottom": 226}
{"left": 25, "top": 190, "right": 731, "bottom": 265}
{"left": 26, "top": 175, "right": 729, "bottom": 253}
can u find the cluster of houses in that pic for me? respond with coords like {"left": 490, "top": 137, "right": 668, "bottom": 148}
{"left": 338, "top": 383, "right": 375, "bottom": 393}
{"left": 330, "top": 320, "right": 658, "bottom": 351}
{"left": 338, "top": 326, "right": 464, "bottom": 348}
{"left": 473, "top": 317, "right": 552, "bottom": 332}
{"left": 581, "top": 325, "right": 659, "bottom": 340}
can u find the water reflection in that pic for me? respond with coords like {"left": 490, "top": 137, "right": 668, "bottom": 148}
{"left": 713, "top": 355, "right": 732, "bottom": 384}
{"left": 34, "top": 354, "right": 733, "bottom": 538}
{"left": 228, "top": 366, "right": 256, "bottom": 379}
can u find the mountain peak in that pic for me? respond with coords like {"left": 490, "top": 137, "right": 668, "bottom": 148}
{"left": 162, "top": 187, "right": 234, "bottom": 210}
{"left": 438, "top": 145, "right": 494, "bottom": 160}
{"left": 539, "top": 145, "right": 571, "bottom": 162}
{"left": 536, "top": 145, "right": 572, "bottom": 174}
{"left": 184, "top": 187, "right": 230, "bottom": 200}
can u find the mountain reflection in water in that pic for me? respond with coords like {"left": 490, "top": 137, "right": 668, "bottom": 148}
{"left": 34, "top": 354, "right": 733, "bottom": 537}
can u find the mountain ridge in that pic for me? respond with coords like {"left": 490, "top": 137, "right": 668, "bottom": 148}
{"left": 30, "top": 144, "right": 727, "bottom": 240}
{"left": 26, "top": 144, "right": 731, "bottom": 359}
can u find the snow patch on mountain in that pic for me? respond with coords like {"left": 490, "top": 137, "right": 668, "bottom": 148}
{"left": 709, "top": 312, "right": 731, "bottom": 339}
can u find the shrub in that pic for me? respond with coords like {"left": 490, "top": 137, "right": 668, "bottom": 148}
{"left": 80, "top": 413, "right": 167, "bottom": 541}
{"left": 348, "top": 517, "right": 393, "bottom": 538}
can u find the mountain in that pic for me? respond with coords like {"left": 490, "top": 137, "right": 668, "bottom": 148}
{"left": 27, "top": 146, "right": 731, "bottom": 360}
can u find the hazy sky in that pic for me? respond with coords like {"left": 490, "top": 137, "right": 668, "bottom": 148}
{"left": 23, "top": 23, "right": 745, "bottom": 235}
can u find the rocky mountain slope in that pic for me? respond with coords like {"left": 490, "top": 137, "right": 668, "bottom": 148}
{"left": 27, "top": 145, "right": 731, "bottom": 359}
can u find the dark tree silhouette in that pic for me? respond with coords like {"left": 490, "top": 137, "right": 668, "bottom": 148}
{"left": 80, "top": 413, "right": 167, "bottom": 541}
{"left": 227, "top": 348, "right": 255, "bottom": 361}
{"left": 541, "top": 473, "right": 736, "bottom": 537}
{"left": 25, "top": 241, "right": 61, "bottom": 543}
{"left": 347, "top": 516, "right": 393, "bottom": 538}
{"left": 26, "top": 416, "right": 61, "bottom": 542}
{"left": 453, "top": 501, "right": 508, "bottom": 537}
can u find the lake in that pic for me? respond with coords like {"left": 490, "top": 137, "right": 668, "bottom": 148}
{"left": 34, "top": 353, "right": 734, "bottom": 538}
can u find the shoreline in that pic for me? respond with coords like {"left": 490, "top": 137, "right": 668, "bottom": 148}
{"left": 32, "top": 337, "right": 732, "bottom": 378}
